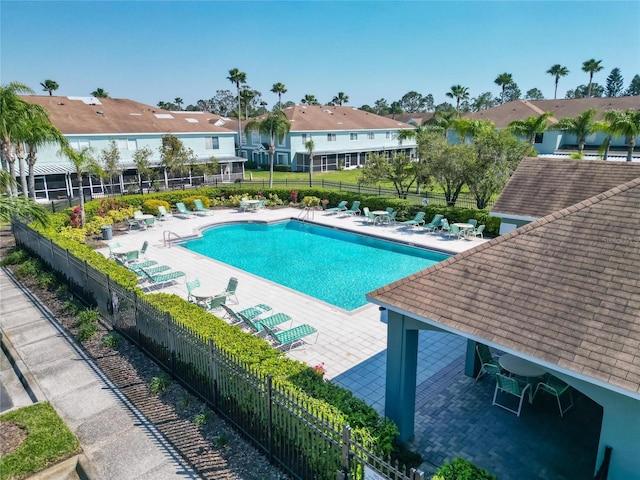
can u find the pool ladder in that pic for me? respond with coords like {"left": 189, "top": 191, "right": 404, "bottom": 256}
{"left": 297, "top": 207, "right": 319, "bottom": 222}
{"left": 163, "top": 230, "right": 182, "bottom": 248}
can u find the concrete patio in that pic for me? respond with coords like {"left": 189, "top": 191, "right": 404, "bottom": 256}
{"left": 97, "top": 206, "right": 602, "bottom": 479}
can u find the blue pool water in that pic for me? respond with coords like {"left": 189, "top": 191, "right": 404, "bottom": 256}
{"left": 183, "top": 221, "right": 449, "bottom": 310}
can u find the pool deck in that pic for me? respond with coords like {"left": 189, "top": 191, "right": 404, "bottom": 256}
{"left": 98, "top": 208, "right": 602, "bottom": 478}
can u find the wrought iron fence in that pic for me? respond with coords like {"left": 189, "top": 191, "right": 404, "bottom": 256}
{"left": 11, "top": 222, "right": 425, "bottom": 480}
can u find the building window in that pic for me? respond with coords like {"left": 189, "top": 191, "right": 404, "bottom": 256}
{"left": 386, "top": 131, "right": 391, "bottom": 139}
{"left": 205, "top": 136, "right": 220, "bottom": 150}
{"left": 367, "top": 132, "right": 375, "bottom": 140}
{"left": 277, "top": 135, "right": 286, "bottom": 147}
{"left": 327, "top": 133, "right": 336, "bottom": 142}
{"left": 534, "top": 133, "right": 544, "bottom": 144}
{"left": 276, "top": 153, "right": 287, "bottom": 164}
{"left": 301, "top": 133, "right": 307, "bottom": 144}
{"left": 251, "top": 131, "right": 260, "bottom": 145}
{"left": 69, "top": 140, "right": 90, "bottom": 150}
{"left": 350, "top": 133, "right": 358, "bottom": 140}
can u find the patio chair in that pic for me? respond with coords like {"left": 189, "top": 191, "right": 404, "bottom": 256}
{"left": 216, "top": 277, "right": 239, "bottom": 304}
{"left": 476, "top": 343, "right": 501, "bottom": 381}
{"left": 237, "top": 303, "right": 272, "bottom": 321}
{"left": 139, "top": 241, "right": 149, "bottom": 260}
{"left": 157, "top": 205, "right": 173, "bottom": 221}
{"left": 468, "top": 219, "right": 478, "bottom": 228}
{"left": 131, "top": 264, "right": 171, "bottom": 277}
{"left": 193, "top": 199, "right": 212, "bottom": 216}
{"left": 385, "top": 211, "right": 397, "bottom": 224}
{"left": 133, "top": 210, "right": 144, "bottom": 219}
{"left": 140, "top": 268, "right": 186, "bottom": 290}
{"left": 238, "top": 199, "right": 249, "bottom": 212}
{"left": 439, "top": 218, "right": 451, "bottom": 235}
{"left": 492, "top": 373, "right": 531, "bottom": 417}
{"left": 220, "top": 304, "right": 243, "bottom": 325}
{"left": 121, "top": 259, "right": 158, "bottom": 271}
{"left": 469, "top": 225, "right": 485, "bottom": 239}
{"left": 175, "top": 202, "right": 195, "bottom": 217}
{"left": 186, "top": 278, "right": 201, "bottom": 303}
{"left": 206, "top": 295, "right": 227, "bottom": 311}
{"left": 423, "top": 214, "right": 444, "bottom": 233}
{"left": 326, "top": 200, "right": 348, "bottom": 214}
{"left": 107, "top": 241, "right": 122, "bottom": 258}
{"left": 448, "top": 224, "right": 464, "bottom": 240}
{"left": 400, "top": 211, "right": 425, "bottom": 227}
{"left": 362, "top": 207, "right": 376, "bottom": 224}
{"left": 144, "top": 217, "right": 156, "bottom": 228}
{"left": 533, "top": 375, "right": 574, "bottom": 417}
{"left": 126, "top": 217, "right": 142, "bottom": 231}
{"left": 238, "top": 311, "right": 293, "bottom": 334}
{"left": 341, "top": 201, "right": 361, "bottom": 216}
{"left": 262, "top": 323, "right": 318, "bottom": 351}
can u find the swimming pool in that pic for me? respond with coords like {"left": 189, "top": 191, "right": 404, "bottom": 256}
{"left": 183, "top": 221, "right": 449, "bottom": 311}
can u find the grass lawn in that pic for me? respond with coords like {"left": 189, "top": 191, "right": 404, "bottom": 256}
{"left": 0, "top": 402, "right": 80, "bottom": 479}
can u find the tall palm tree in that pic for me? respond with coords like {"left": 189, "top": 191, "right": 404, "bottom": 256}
{"left": 227, "top": 68, "right": 247, "bottom": 152}
{"left": 582, "top": 59, "right": 604, "bottom": 98}
{"left": 244, "top": 110, "right": 291, "bottom": 188}
{"left": 546, "top": 64, "right": 569, "bottom": 100}
{"left": 606, "top": 109, "right": 640, "bottom": 162}
{"left": 91, "top": 88, "right": 109, "bottom": 98}
{"left": 40, "top": 79, "right": 59, "bottom": 96}
{"left": 0, "top": 170, "right": 49, "bottom": 226}
{"left": 508, "top": 111, "right": 555, "bottom": 144}
{"left": 239, "top": 88, "right": 257, "bottom": 119}
{"left": 445, "top": 85, "right": 469, "bottom": 111}
{"left": 59, "top": 145, "right": 98, "bottom": 227}
{"left": 593, "top": 111, "right": 622, "bottom": 160}
{"left": 553, "top": 108, "right": 597, "bottom": 155}
{"left": 425, "top": 110, "right": 459, "bottom": 141}
{"left": 494, "top": 73, "right": 513, "bottom": 104}
{"left": 301, "top": 94, "right": 319, "bottom": 106}
{"left": 305, "top": 137, "right": 315, "bottom": 187}
{"left": 270, "top": 82, "right": 287, "bottom": 109}
{"left": 174, "top": 97, "right": 183, "bottom": 110}
{"left": 332, "top": 92, "right": 349, "bottom": 106}
{"left": 26, "top": 121, "right": 67, "bottom": 198}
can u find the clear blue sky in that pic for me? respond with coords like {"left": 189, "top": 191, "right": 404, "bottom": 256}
{"left": 2, "top": 1, "right": 639, "bottom": 109}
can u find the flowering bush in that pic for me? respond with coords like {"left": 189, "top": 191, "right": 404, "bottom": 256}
{"left": 290, "top": 190, "right": 298, "bottom": 203}
{"left": 69, "top": 206, "right": 83, "bottom": 228}
{"left": 313, "top": 362, "right": 326, "bottom": 376}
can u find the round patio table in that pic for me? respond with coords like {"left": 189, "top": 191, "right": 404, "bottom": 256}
{"left": 499, "top": 354, "right": 546, "bottom": 403}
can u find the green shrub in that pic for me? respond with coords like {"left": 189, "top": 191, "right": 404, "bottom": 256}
{"left": 14, "top": 258, "right": 42, "bottom": 278}
{"left": 273, "top": 165, "right": 291, "bottom": 172}
{"left": 77, "top": 307, "right": 100, "bottom": 325}
{"left": 102, "top": 333, "right": 120, "bottom": 348}
{"left": 76, "top": 322, "right": 98, "bottom": 342}
{"left": 432, "top": 458, "right": 497, "bottom": 480}
{"left": 36, "top": 271, "right": 57, "bottom": 290}
{"left": 181, "top": 195, "right": 210, "bottom": 210}
{"left": 142, "top": 199, "right": 170, "bottom": 215}
{"left": 149, "top": 374, "right": 172, "bottom": 395}
{"left": 0, "top": 248, "right": 29, "bottom": 266}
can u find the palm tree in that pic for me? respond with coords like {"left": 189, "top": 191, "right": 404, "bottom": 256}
{"left": 174, "top": 97, "right": 183, "bottom": 110}
{"left": 494, "top": 73, "right": 513, "bottom": 104}
{"left": 606, "top": 109, "right": 640, "bottom": 162}
{"left": 553, "top": 108, "right": 597, "bottom": 155}
{"left": 546, "top": 64, "right": 569, "bottom": 100}
{"left": 445, "top": 85, "right": 469, "bottom": 111}
{"left": 593, "top": 111, "right": 621, "bottom": 160}
{"left": 301, "top": 94, "right": 319, "bottom": 106}
{"left": 582, "top": 59, "right": 604, "bottom": 98}
{"left": 244, "top": 110, "right": 291, "bottom": 188}
{"left": 425, "top": 110, "right": 459, "bottom": 141}
{"left": 91, "top": 88, "right": 109, "bottom": 98}
{"left": 305, "top": 137, "right": 315, "bottom": 187}
{"left": 508, "top": 111, "right": 555, "bottom": 144}
{"left": 239, "top": 88, "right": 257, "bottom": 119}
{"left": 0, "top": 170, "right": 49, "bottom": 227}
{"left": 40, "top": 79, "right": 59, "bottom": 96}
{"left": 59, "top": 145, "right": 98, "bottom": 227}
{"left": 227, "top": 68, "right": 247, "bottom": 153}
{"left": 270, "top": 82, "right": 287, "bottom": 109}
{"left": 332, "top": 92, "right": 349, "bottom": 106}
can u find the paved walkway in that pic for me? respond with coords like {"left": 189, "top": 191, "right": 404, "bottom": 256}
{"left": 0, "top": 268, "right": 200, "bottom": 479}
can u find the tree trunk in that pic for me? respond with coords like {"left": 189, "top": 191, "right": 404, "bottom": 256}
{"left": 27, "top": 150, "right": 37, "bottom": 199}
{"left": 268, "top": 139, "right": 275, "bottom": 189}
{"left": 308, "top": 154, "right": 313, "bottom": 187}
{"left": 627, "top": 137, "right": 635, "bottom": 162}
{"left": 16, "top": 142, "right": 28, "bottom": 197}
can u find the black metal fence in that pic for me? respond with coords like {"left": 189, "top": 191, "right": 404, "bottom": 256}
{"left": 12, "top": 222, "right": 425, "bottom": 480}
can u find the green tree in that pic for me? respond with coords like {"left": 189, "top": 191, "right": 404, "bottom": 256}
{"left": 525, "top": 88, "right": 545, "bottom": 101}
{"left": 373, "top": 98, "right": 389, "bottom": 115}
{"left": 359, "top": 152, "right": 417, "bottom": 198}
{"left": 174, "top": 97, "right": 183, "bottom": 110}
{"left": 244, "top": 109, "right": 291, "bottom": 188}
{"left": 426, "top": 138, "right": 476, "bottom": 206}
{"left": 450, "top": 118, "right": 493, "bottom": 144}
{"left": 582, "top": 59, "right": 604, "bottom": 98}
{"left": 240, "top": 87, "right": 259, "bottom": 119}
{"left": 59, "top": 145, "right": 100, "bottom": 226}
{"left": 546, "top": 64, "right": 569, "bottom": 100}
{"left": 40, "top": 79, "right": 59, "bottom": 96}
{"left": 504, "top": 82, "right": 521, "bottom": 102}
{"left": 508, "top": 111, "right": 555, "bottom": 144}
{"left": 605, "top": 68, "right": 624, "bottom": 97}
{"left": 470, "top": 92, "right": 497, "bottom": 112}
{"left": 0, "top": 170, "right": 49, "bottom": 226}
{"left": 305, "top": 137, "right": 315, "bottom": 187}
{"left": 594, "top": 110, "right": 622, "bottom": 160}
{"left": 553, "top": 108, "right": 597, "bottom": 154}
{"left": 227, "top": 67, "right": 247, "bottom": 151}
{"left": 271, "top": 82, "right": 287, "bottom": 110}
{"left": 566, "top": 83, "right": 604, "bottom": 99}
{"left": 446, "top": 85, "right": 469, "bottom": 111}
{"left": 606, "top": 109, "right": 640, "bottom": 162}
{"left": 132, "top": 146, "right": 154, "bottom": 193}
{"left": 301, "top": 94, "right": 319, "bottom": 106}
{"left": 425, "top": 110, "right": 459, "bottom": 140}
{"left": 625, "top": 74, "right": 640, "bottom": 96}
{"left": 332, "top": 92, "right": 349, "bottom": 106}
{"left": 399, "top": 91, "right": 425, "bottom": 113}
{"left": 389, "top": 101, "right": 403, "bottom": 119}
{"left": 91, "top": 88, "right": 109, "bottom": 98}
{"left": 159, "top": 134, "right": 195, "bottom": 187}
{"left": 397, "top": 124, "right": 433, "bottom": 193}
{"left": 494, "top": 73, "right": 513, "bottom": 104}
{"left": 468, "top": 129, "right": 536, "bottom": 209}
{"left": 99, "top": 140, "right": 122, "bottom": 194}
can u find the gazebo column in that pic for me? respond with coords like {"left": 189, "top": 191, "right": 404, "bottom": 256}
{"left": 385, "top": 310, "right": 419, "bottom": 441}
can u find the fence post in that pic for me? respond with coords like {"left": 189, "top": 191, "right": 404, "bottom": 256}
{"left": 208, "top": 338, "right": 218, "bottom": 407}
{"left": 267, "top": 375, "right": 273, "bottom": 462}
{"left": 339, "top": 424, "right": 351, "bottom": 480}
{"left": 166, "top": 312, "right": 175, "bottom": 371}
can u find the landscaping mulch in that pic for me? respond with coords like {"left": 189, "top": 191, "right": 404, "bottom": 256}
{"left": 0, "top": 226, "right": 287, "bottom": 480}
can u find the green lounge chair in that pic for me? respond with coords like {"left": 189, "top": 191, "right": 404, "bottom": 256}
{"left": 121, "top": 259, "right": 158, "bottom": 271}
{"left": 133, "top": 264, "right": 171, "bottom": 277}
{"left": 341, "top": 201, "right": 361, "bottom": 216}
{"left": 186, "top": 278, "right": 201, "bottom": 303}
{"left": 237, "top": 303, "right": 272, "bottom": 321}
{"left": 326, "top": 200, "right": 348, "bottom": 214}
{"left": 238, "top": 311, "right": 293, "bottom": 334}
{"left": 262, "top": 323, "right": 318, "bottom": 351}
{"left": 175, "top": 202, "right": 195, "bottom": 217}
{"left": 423, "top": 214, "right": 444, "bottom": 232}
{"left": 439, "top": 218, "right": 450, "bottom": 235}
{"left": 400, "top": 211, "right": 425, "bottom": 227}
{"left": 157, "top": 205, "right": 173, "bottom": 220}
{"left": 140, "top": 268, "right": 186, "bottom": 290}
{"left": 193, "top": 199, "right": 212, "bottom": 216}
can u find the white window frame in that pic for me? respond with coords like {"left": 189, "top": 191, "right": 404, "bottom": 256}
{"left": 276, "top": 153, "right": 287, "bottom": 165}
{"left": 205, "top": 136, "right": 220, "bottom": 150}
{"left": 327, "top": 133, "right": 336, "bottom": 142}
{"left": 368, "top": 132, "right": 375, "bottom": 140}
{"left": 301, "top": 133, "right": 307, "bottom": 144}
{"left": 350, "top": 133, "right": 358, "bottom": 141}
{"left": 386, "top": 131, "right": 391, "bottom": 139}
{"left": 70, "top": 140, "right": 90, "bottom": 150}
{"left": 251, "top": 131, "right": 260, "bottom": 145}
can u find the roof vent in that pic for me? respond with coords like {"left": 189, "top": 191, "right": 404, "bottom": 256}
{"left": 58, "top": 102, "right": 65, "bottom": 106}
{"left": 96, "top": 110, "right": 104, "bottom": 115}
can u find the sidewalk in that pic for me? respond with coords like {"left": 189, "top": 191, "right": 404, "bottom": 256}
{"left": 0, "top": 267, "right": 200, "bottom": 479}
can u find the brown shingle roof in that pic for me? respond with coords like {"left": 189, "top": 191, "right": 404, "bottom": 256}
{"left": 251, "top": 105, "right": 415, "bottom": 132}
{"left": 369, "top": 178, "right": 640, "bottom": 395}
{"left": 492, "top": 157, "right": 640, "bottom": 218}
{"left": 20, "top": 95, "right": 236, "bottom": 135}
{"left": 465, "top": 96, "right": 640, "bottom": 128}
